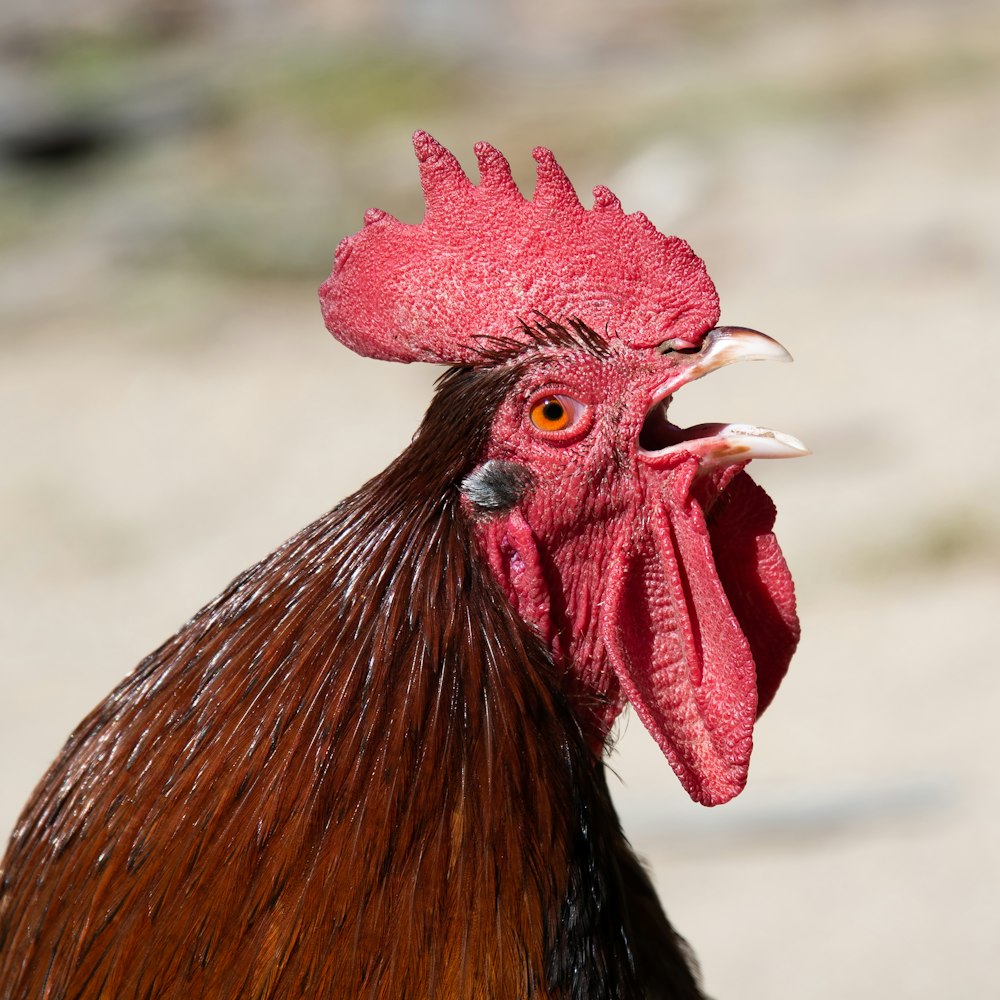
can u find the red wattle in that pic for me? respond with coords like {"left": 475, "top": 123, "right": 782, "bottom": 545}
{"left": 601, "top": 464, "right": 798, "bottom": 806}
{"left": 706, "top": 472, "right": 799, "bottom": 717}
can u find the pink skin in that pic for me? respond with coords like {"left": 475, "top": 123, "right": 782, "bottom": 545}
{"left": 470, "top": 344, "right": 799, "bottom": 806}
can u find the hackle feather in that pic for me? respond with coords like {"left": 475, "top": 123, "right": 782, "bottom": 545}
{"left": 0, "top": 361, "right": 704, "bottom": 999}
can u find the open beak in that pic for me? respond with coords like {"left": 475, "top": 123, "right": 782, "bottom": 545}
{"left": 640, "top": 327, "right": 809, "bottom": 468}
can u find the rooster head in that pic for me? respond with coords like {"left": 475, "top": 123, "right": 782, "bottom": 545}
{"left": 320, "top": 132, "right": 804, "bottom": 806}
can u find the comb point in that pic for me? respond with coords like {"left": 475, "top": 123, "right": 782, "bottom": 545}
{"left": 363, "top": 207, "right": 392, "bottom": 227}
{"left": 412, "top": 129, "right": 442, "bottom": 163}
{"left": 414, "top": 130, "right": 472, "bottom": 208}
{"left": 531, "top": 146, "right": 582, "bottom": 209}
{"left": 630, "top": 210, "right": 657, "bottom": 233}
{"left": 473, "top": 141, "right": 521, "bottom": 199}
{"left": 592, "top": 185, "right": 622, "bottom": 212}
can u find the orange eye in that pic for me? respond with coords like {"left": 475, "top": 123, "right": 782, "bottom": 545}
{"left": 529, "top": 395, "right": 578, "bottom": 433}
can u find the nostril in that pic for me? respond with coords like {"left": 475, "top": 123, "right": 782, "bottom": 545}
{"left": 656, "top": 337, "right": 704, "bottom": 355}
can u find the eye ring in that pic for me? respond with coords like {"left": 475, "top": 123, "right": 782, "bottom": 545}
{"left": 527, "top": 392, "right": 591, "bottom": 441}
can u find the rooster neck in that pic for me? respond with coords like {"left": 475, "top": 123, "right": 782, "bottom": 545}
{"left": 0, "top": 366, "right": 704, "bottom": 999}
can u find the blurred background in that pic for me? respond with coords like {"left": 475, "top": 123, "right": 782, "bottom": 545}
{"left": 1, "top": 1, "right": 998, "bottom": 996}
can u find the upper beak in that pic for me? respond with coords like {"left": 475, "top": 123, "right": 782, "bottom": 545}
{"left": 658, "top": 326, "right": 792, "bottom": 388}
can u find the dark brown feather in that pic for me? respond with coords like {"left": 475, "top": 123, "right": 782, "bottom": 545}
{"left": 0, "top": 361, "right": 705, "bottom": 999}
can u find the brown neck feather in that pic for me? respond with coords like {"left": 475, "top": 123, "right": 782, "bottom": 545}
{"left": 0, "top": 365, "right": 704, "bottom": 1000}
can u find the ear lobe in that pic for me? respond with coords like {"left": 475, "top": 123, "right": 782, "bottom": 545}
{"left": 479, "top": 509, "right": 558, "bottom": 657}
{"left": 460, "top": 460, "right": 533, "bottom": 514}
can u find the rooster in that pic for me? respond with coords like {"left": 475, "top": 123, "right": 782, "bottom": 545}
{"left": 0, "top": 132, "right": 803, "bottom": 999}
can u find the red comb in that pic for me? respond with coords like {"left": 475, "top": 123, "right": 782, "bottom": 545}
{"left": 319, "top": 131, "right": 720, "bottom": 364}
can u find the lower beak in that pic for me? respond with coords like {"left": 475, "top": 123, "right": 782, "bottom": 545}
{"left": 664, "top": 422, "right": 810, "bottom": 465}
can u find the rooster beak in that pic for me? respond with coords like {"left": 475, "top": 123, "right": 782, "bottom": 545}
{"left": 659, "top": 326, "right": 792, "bottom": 383}
{"left": 642, "top": 327, "right": 808, "bottom": 466}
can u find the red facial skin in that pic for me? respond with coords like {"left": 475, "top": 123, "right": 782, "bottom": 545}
{"left": 469, "top": 344, "right": 799, "bottom": 806}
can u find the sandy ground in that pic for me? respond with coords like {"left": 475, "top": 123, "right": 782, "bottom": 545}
{"left": 2, "top": 3, "right": 999, "bottom": 997}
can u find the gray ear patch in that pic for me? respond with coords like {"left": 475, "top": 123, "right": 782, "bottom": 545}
{"left": 460, "top": 461, "right": 533, "bottom": 513}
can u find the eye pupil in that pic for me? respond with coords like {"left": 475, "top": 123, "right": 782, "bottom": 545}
{"left": 542, "top": 401, "right": 564, "bottom": 422}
